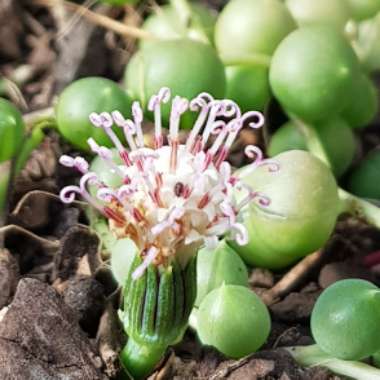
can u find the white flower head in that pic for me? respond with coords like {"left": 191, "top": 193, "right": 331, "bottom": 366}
{"left": 60, "top": 88, "right": 278, "bottom": 278}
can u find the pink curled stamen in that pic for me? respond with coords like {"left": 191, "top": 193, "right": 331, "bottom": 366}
{"left": 112, "top": 111, "right": 138, "bottom": 151}
{"left": 89, "top": 112, "right": 103, "bottom": 127}
{"left": 132, "top": 102, "right": 144, "bottom": 148}
{"left": 59, "top": 155, "right": 89, "bottom": 174}
{"left": 60, "top": 186, "right": 82, "bottom": 204}
{"left": 148, "top": 88, "right": 171, "bottom": 149}
{"left": 99, "top": 112, "right": 114, "bottom": 128}
{"left": 187, "top": 93, "right": 214, "bottom": 151}
{"left": 231, "top": 223, "right": 248, "bottom": 245}
{"left": 241, "top": 111, "right": 265, "bottom": 130}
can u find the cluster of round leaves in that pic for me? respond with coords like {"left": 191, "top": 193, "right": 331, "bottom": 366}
{"left": 311, "top": 279, "right": 380, "bottom": 361}
{"left": 193, "top": 240, "right": 271, "bottom": 358}
{"left": 54, "top": 0, "right": 380, "bottom": 269}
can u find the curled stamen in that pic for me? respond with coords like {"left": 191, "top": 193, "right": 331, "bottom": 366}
{"left": 59, "top": 155, "right": 89, "bottom": 174}
{"left": 148, "top": 87, "right": 171, "bottom": 148}
{"left": 245, "top": 145, "right": 263, "bottom": 166}
{"left": 89, "top": 113, "right": 126, "bottom": 153}
{"left": 241, "top": 111, "right": 265, "bottom": 129}
{"left": 187, "top": 93, "right": 214, "bottom": 151}
{"left": 218, "top": 99, "right": 241, "bottom": 119}
{"left": 200, "top": 101, "right": 225, "bottom": 148}
{"left": 189, "top": 92, "right": 214, "bottom": 112}
{"left": 88, "top": 138, "right": 112, "bottom": 160}
{"left": 89, "top": 112, "right": 103, "bottom": 127}
{"left": 220, "top": 200, "right": 236, "bottom": 223}
{"left": 99, "top": 112, "right": 114, "bottom": 128}
{"left": 60, "top": 172, "right": 104, "bottom": 215}
{"left": 132, "top": 102, "right": 144, "bottom": 148}
{"left": 231, "top": 223, "right": 248, "bottom": 245}
{"left": 60, "top": 185, "right": 82, "bottom": 204}
{"left": 169, "top": 96, "right": 189, "bottom": 140}
{"left": 239, "top": 145, "right": 280, "bottom": 177}
{"left": 112, "top": 111, "right": 138, "bottom": 151}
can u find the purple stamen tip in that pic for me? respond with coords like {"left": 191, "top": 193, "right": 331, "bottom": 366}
{"left": 132, "top": 102, "right": 143, "bottom": 123}
{"left": 59, "top": 155, "right": 75, "bottom": 167}
{"left": 99, "top": 112, "right": 113, "bottom": 128}
{"left": 241, "top": 111, "right": 265, "bottom": 129}
{"left": 89, "top": 112, "right": 102, "bottom": 127}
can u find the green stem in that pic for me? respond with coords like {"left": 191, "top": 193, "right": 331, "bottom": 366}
{"left": 338, "top": 188, "right": 380, "bottom": 229}
{"left": 292, "top": 118, "right": 332, "bottom": 168}
{"left": 286, "top": 345, "right": 380, "bottom": 380}
{"left": 120, "top": 337, "right": 166, "bottom": 380}
{"left": 292, "top": 117, "right": 380, "bottom": 229}
{"left": 23, "top": 107, "right": 55, "bottom": 130}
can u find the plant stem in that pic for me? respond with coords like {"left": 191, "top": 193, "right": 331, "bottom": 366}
{"left": 23, "top": 107, "right": 55, "bottom": 130}
{"left": 292, "top": 118, "right": 332, "bottom": 168}
{"left": 120, "top": 337, "right": 166, "bottom": 380}
{"left": 292, "top": 117, "right": 380, "bottom": 230}
{"left": 286, "top": 345, "right": 380, "bottom": 380}
{"left": 338, "top": 188, "right": 380, "bottom": 229}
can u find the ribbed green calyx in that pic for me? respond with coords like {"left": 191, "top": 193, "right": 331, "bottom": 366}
{"left": 120, "top": 255, "right": 197, "bottom": 379}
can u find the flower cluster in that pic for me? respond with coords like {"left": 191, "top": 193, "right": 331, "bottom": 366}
{"left": 59, "top": 88, "right": 278, "bottom": 278}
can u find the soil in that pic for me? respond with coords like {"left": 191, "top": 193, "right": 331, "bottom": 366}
{"left": 1, "top": 1, "right": 380, "bottom": 379}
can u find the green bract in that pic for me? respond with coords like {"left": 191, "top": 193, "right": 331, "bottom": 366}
{"left": 346, "top": 0, "right": 380, "bottom": 21}
{"left": 348, "top": 150, "right": 380, "bottom": 200}
{"left": 268, "top": 118, "right": 356, "bottom": 177}
{"left": 285, "top": 0, "right": 351, "bottom": 31}
{"left": 121, "top": 255, "right": 196, "bottom": 379}
{"left": 233, "top": 150, "right": 339, "bottom": 269}
{"left": 225, "top": 64, "right": 271, "bottom": 112}
{"left": 195, "top": 240, "right": 248, "bottom": 307}
{"left": 311, "top": 279, "right": 380, "bottom": 360}
{"left": 141, "top": 3, "right": 216, "bottom": 48}
{"left": 341, "top": 72, "right": 378, "bottom": 128}
{"left": 0, "top": 98, "right": 25, "bottom": 162}
{"left": 215, "top": 0, "right": 296, "bottom": 58}
{"left": 270, "top": 25, "right": 359, "bottom": 123}
{"left": 56, "top": 77, "right": 132, "bottom": 151}
{"left": 125, "top": 39, "right": 226, "bottom": 129}
{"left": 197, "top": 285, "right": 271, "bottom": 358}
